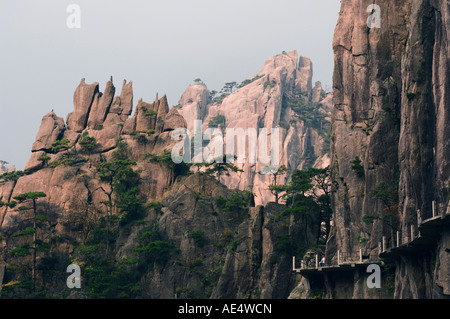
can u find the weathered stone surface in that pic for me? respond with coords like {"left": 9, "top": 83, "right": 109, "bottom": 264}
{"left": 24, "top": 150, "right": 46, "bottom": 172}
{"left": 119, "top": 80, "right": 133, "bottom": 116}
{"left": 66, "top": 78, "right": 99, "bottom": 132}
{"left": 87, "top": 77, "right": 115, "bottom": 129}
{"left": 86, "top": 125, "right": 121, "bottom": 153}
{"left": 297, "top": 55, "right": 313, "bottom": 94}
{"left": 122, "top": 115, "right": 136, "bottom": 135}
{"left": 177, "top": 83, "right": 210, "bottom": 133}
{"left": 135, "top": 99, "right": 157, "bottom": 133}
{"left": 155, "top": 94, "right": 170, "bottom": 133}
{"left": 163, "top": 107, "right": 187, "bottom": 132}
{"left": 326, "top": 0, "right": 450, "bottom": 299}
{"left": 435, "top": 229, "right": 450, "bottom": 295}
{"left": 1, "top": 72, "right": 327, "bottom": 299}
{"left": 328, "top": 0, "right": 410, "bottom": 265}
{"left": 108, "top": 96, "right": 122, "bottom": 115}
{"left": 177, "top": 50, "right": 331, "bottom": 205}
{"left": 31, "top": 111, "right": 65, "bottom": 152}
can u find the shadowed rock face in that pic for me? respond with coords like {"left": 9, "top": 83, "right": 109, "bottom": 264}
{"left": 134, "top": 174, "right": 314, "bottom": 299}
{"left": 325, "top": 0, "right": 450, "bottom": 299}
{"left": 177, "top": 50, "right": 332, "bottom": 205}
{"left": 87, "top": 78, "right": 116, "bottom": 130}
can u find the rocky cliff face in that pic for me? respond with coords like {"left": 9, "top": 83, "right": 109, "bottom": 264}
{"left": 0, "top": 60, "right": 325, "bottom": 298}
{"left": 323, "top": 0, "right": 450, "bottom": 298}
{"left": 177, "top": 50, "right": 332, "bottom": 205}
{"left": 4, "top": 0, "right": 448, "bottom": 298}
{"left": 0, "top": 77, "right": 197, "bottom": 297}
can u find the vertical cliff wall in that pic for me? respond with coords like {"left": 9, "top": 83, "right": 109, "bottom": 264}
{"left": 329, "top": 0, "right": 450, "bottom": 298}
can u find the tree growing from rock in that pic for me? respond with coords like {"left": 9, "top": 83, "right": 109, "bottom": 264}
{"left": 308, "top": 167, "right": 332, "bottom": 241}
{"left": 221, "top": 82, "right": 238, "bottom": 94}
{"left": 78, "top": 131, "right": 97, "bottom": 152}
{"left": 351, "top": 156, "right": 364, "bottom": 178}
{"left": 204, "top": 155, "right": 243, "bottom": 184}
{"left": 51, "top": 138, "right": 72, "bottom": 153}
{"left": 364, "top": 182, "right": 399, "bottom": 240}
{"left": 259, "top": 165, "right": 290, "bottom": 204}
{"left": 0, "top": 170, "right": 24, "bottom": 183}
{"left": 280, "top": 167, "right": 331, "bottom": 245}
{"left": 11, "top": 191, "right": 47, "bottom": 292}
{"left": 145, "top": 149, "right": 191, "bottom": 186}
{"left": 96, "top": 137, "right": 143, "bottom": 254}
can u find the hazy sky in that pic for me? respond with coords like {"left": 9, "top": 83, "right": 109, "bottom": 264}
{"left": 0, "top": 0, "right": 341, "bottom": 170}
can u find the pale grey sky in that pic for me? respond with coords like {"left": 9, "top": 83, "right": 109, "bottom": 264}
{"left": 0, "top": 0, "right": 341, "bottom": 169}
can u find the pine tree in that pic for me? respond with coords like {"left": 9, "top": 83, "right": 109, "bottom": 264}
{"left": 12, "top": 191, "right": 47, "bottom": 292}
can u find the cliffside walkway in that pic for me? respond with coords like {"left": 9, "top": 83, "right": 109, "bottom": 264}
{"left": 293, "top": 201, "right": 450, "bottom": 275}
{"left": 379, "top": 201, "right": 450, "bottom": 260}
{"left": 292, "top": 250, "right": 381, "bottom": 276}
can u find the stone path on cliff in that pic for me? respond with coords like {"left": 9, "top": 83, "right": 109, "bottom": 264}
{"left": 294, "top": 200, "right": 450, "bottom": 275}
{"left": 380, "top": 201, "right": 450, "bottom": 260}
{"left": 292, "top": 249, "right": 381, "bottom": 276}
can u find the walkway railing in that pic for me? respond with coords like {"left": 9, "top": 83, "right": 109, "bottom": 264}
{"left": 292, "top": 249, "right": 380, "bottom": 272}
{"left": 380, "top": 200, "right": 450, "bottom": 254}
{"left": 293, "top": 200, "right": 449, "bottom": 272}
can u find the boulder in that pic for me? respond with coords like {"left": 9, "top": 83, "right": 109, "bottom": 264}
{"left": 31, "top": 111, "right": 65, "bottom": 152}
{"left": 163, "top": 107, "right": 187, "bottom": 132}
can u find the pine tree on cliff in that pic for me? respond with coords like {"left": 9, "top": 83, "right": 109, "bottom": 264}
{"left": 204, "top": 155, "right": 243, "bottom": 184}
{"left": 367, "top": 182, "right": 399, "bottom": 242}
{"left": 96, "top": 137, "right": 143, "bottom": 254}
{"left": 11, "top": 191, "right": 47, "bottom": 293}
{"left": 145, "top": 149, "right": 191, "bottom": 186}
{"left": 97, "top": 138, "right": 137, "bottom": 219}
{"left": 259, "top": 165, "right": 290, "bottom": 204}
{"left": 281, "top": 167, "right": 331, "bottom": 244}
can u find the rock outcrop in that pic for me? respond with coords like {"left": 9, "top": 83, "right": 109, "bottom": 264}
{"left": 31, "top": 111, "right": 66, "bottom": 152}
{"left": 0, "top": 72, "right": 322, "bottom": 299}
{"left": 2, "top": 78, "right": 181, "bottom": 234}
{"left": 66, "top": 78, "right": 99, "bottom": 132}
{"left": 176, "top": 50, "right": 332, "bottom": 205}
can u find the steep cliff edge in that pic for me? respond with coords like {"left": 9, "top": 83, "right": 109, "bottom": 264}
{"left": 324, "top": 0, "right": 450, "bottom": 298}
